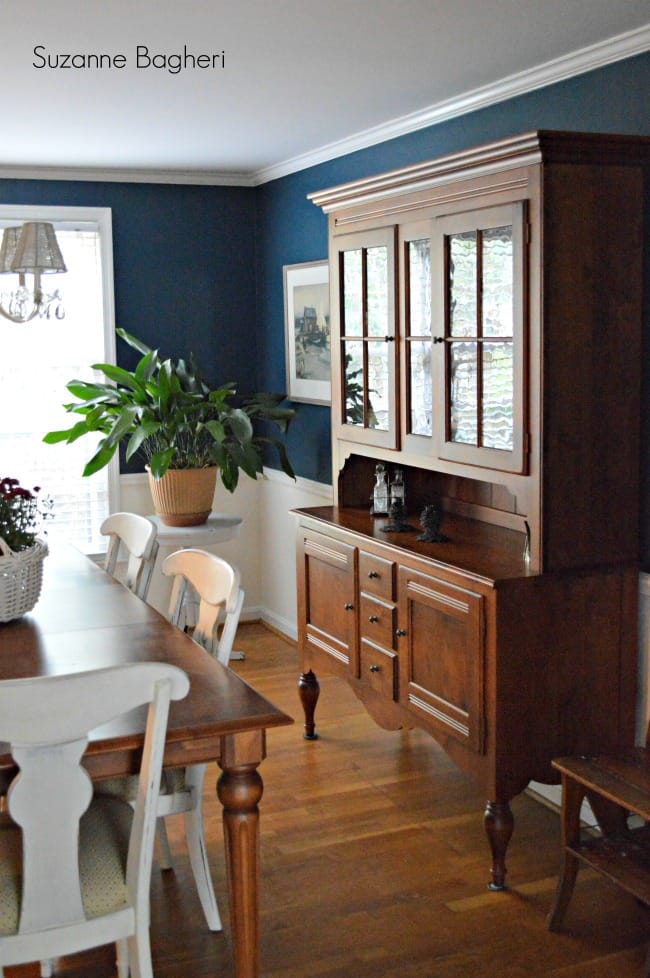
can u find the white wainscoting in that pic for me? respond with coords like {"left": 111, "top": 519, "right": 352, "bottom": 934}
{"left": 118, "top": 468, "right": 332, "bottom": 635}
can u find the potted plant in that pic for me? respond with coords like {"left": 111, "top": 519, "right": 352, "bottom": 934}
{"left": 0, "top": 477, "right": 52, "bottom": 621}
{"left": 44, "top": 328, "right": 297, "bottom": 526}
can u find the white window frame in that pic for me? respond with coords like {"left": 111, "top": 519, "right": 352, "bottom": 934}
{"left": 0, "top": 204, "right": 120, "bottom": 540}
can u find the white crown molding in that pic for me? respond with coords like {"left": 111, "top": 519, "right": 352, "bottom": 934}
{"left": 0, "top": 25, "right": 647, "bottom": 188}
{"left": 0, "top": 163, "right": 255, "bottom": 187}
{"left": 252, "top": 23, "right": 650, "bottom": 185}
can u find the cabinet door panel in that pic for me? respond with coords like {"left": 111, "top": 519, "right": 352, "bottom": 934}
{"left": 398, "top": 567, "right": 485, "bottom": 752}
{"left": 401, "top": 221, "right": 434, "bottom": 456}
{"left": 332, "top": 227, "right": 398, "bottom": 449}
{"left": 432, "top": 201, "right": 528, "bottom": 474}
{"left": 300, "top": 532, "right": 357, "bottom": 669}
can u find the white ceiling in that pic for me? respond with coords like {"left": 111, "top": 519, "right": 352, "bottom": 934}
{"left": 2, "top": 0, "right": 649, "bottom": 185}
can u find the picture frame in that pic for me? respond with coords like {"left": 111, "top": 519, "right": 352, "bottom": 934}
{"left": 283, "top": 260, "right": 330, "bottom": 405}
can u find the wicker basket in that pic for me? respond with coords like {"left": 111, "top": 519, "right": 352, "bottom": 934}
{"left": 0, "top": 537, "right": 48, "bottom": 622}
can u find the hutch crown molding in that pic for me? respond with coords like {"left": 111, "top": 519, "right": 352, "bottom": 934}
{"left": 294, "top": 130, "right": 650, "bottom": 889}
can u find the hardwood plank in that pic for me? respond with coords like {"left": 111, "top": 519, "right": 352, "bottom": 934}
{"left": 9, "top": 622, "right": 650, "bottom": 978}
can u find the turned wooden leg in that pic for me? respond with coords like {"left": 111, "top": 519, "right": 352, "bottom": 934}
{"left": 547, "top": 775, "right": 586, "bottom": 931}
{"left": 484, "top": 800, "right": 514, "bottom": 890}
{"left": 298, "top": 669, "right": 320, "bottom": 740}
{"left": 217, "top": 732, "right": 266, "bottom": 978}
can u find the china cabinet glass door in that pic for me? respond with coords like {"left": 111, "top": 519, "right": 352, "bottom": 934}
{"left": 334, "top": 227, "right": 398, "bottom": 449}
{"left": 432, "top": 202, "right": 527, "bottom": 474}
{"left": 401, "top": 222, "right": 433, "bottom": 456}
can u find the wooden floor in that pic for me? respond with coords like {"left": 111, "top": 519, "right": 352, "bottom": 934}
{"left": 9, "top": 622, "right": 650, "bottom": 977}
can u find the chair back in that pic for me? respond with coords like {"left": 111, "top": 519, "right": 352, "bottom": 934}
{"left": 101, "top": 512, "right": 159, "bottom": 600}
{"left": 162, "top": 548, "right": 244, "bottom": 666}
{"left": 0, "top": 663, "right": 188, "bottom": 963}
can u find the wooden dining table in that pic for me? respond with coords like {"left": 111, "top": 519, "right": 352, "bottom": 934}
{"left": 0, "top": 544, "right": 293, "bottom": 978}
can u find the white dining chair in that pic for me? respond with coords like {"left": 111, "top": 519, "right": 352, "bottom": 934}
{"left": 163, "top": 547, "right": 244, "bottom": 667}
{"left": 0, "top": 662, "right": 189, "bottom": 978}
{"left": 95, "top": 548, "right": 245, "bottom": 935}
{"left": 101, "top": 512, "right": 159, "bottom": 600}
{"left": 151, "top": 548, "right": 245, "bottom": 932}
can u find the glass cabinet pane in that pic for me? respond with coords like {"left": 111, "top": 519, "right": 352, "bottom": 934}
{"left": 342, "top": 250, "right": 363, "bottom": 336}
{"left": 367, "top": 246, "right": 388, "bottom": 337}
{"left": 337, "top": 230, "right": 396, "bottom": 445}
{"left": 449, "top": 232, "right": 477, "bottom": 338}
{"left": 409, "top": 340, "right": 432, "bottom": 436}
{"left": 482, "top": 342, "right": 513, "bottom": 450}
{"left": 367, "top": 340, "right": 390, "bottom": 430}
{"left": 408, "top": 239, "right": 431, "bottom": 337}
{"left": 450, "top": 342, "right": 478, "bottom": 445}
{"left": 444, "top": 218, "right": 516, "bottom": 452}
{"left": 343, "top": 340, "right": 364, "bottom": 426}
{"left": 482, "top": 227, "right": 513, "bottom": 338}
{"left": 406, "top": 237, "right": 432, "bottom": 439}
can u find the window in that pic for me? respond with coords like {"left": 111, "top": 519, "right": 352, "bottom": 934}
{"left": 0, "top": 207, "right": 117, "bottom": 553}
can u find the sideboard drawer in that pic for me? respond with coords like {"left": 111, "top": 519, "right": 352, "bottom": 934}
{"left": 359, "top": 551, "right": 395, "bottom": 600}
{"left": 360, "top": 640, "right": 398, "bottom": 700}
{"left": 359, "top": 593, "right": 396, "bottom": 649}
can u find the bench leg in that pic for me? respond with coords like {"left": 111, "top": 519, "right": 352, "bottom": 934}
{"left": 547, "top": 775, "right": 585, "bottom": 930}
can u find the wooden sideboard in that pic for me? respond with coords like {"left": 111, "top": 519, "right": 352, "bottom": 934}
{"left": 295, "top": 131, "right": 650, "bottom": 888}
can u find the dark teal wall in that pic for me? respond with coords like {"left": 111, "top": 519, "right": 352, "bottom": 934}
{"left": 1, "top": 51, "right": 649, "bottom": 541}
{"left": 0, "top": 179, "right": 257, "bottom": 413}
{"left": 256, "top": 51, "right": 650, "bottom": 490}
{"left": 0, "top": 180, "right": 256, "bottom": 473}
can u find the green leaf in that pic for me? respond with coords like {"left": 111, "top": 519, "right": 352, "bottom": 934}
{"left": 227, "top": 408, "right": 254, "bottom": 444}
{"left": 43, "top": 427, "right": 77, "bottom": 444}
{"left": 116, "top": 327, "right": 153, "bottom": 357}
{"left": 66, "top": 380, "right": 117, "bottom": 401}
{"left": 149, "top": 447, "right": 175, "bottom": 479}
{"left": 134, "top": 349, "right": 160, "bottom": 383}
{"left": 268, "top": 438, "right": 296, "bottom": 479}
{"left": 103, "top": 406, "right": 140, "bottom": 448}
{"left": 219, "top": 454, "right": 239, "bottom": 492}
{"left": 82, "top": 442, "right": 118, "bottom": 477}
{"left": 204, "top": 419, "right": 226, "bottom": 443}
{"left": 91, "top": 363, "right": 147, "bottom": 394}
{"left": 125, "top": 421, "right": 159, "bottom": 461}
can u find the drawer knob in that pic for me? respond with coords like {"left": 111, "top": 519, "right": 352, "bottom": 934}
{"left": 395, "top": 628, "right": 407, "bottom": 637}
{"left": 344, "top": 602, "right": 354, "bottom": 611}
{"left": 369, "top": 664, "right": 381, "bottom": 673}
{"left": 368, "top": 571, "right": 380, "bottom": 579}
{"left": 368, "top": 615, "right": 379, "bottom": 623}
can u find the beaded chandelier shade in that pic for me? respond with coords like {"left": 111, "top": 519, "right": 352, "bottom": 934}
{"left": 0, "top": 222, "right": 67, "bottom": 323}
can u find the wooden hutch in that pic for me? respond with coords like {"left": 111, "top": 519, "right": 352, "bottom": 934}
{"left": 294, "top": 131, "right": 649, "bottom": 889}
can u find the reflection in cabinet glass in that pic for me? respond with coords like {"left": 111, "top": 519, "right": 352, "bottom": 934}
{"left": 448, "top": 225, "right": 514, "bottom": 450}
{"left": 342, "top": 247, "right": 390, "bottom": 429}
{"left": 433, "top": 202, "right": 526, "bottom": 473}
{"left": 406, "top": 237, "right": 432, "bottom": 437}
{"left": 335, "top": 227, "right": 398, "bottom": 449}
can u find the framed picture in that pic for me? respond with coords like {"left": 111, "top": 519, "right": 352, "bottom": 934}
{"left": 284, "top": 260, "right": 330, "bottom": 405}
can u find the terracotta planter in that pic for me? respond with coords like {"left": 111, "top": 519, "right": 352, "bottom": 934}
{"left": 147, "top": 466, "right": 217, "bottom": 526}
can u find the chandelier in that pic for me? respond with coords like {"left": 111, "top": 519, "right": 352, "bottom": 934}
{"left": 0, "top": 222, "right": 67, "bottom": 323}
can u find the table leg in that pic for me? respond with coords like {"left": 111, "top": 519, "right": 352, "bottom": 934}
{"left": 217, "top": 730, "right": 266, "bottom": 978}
